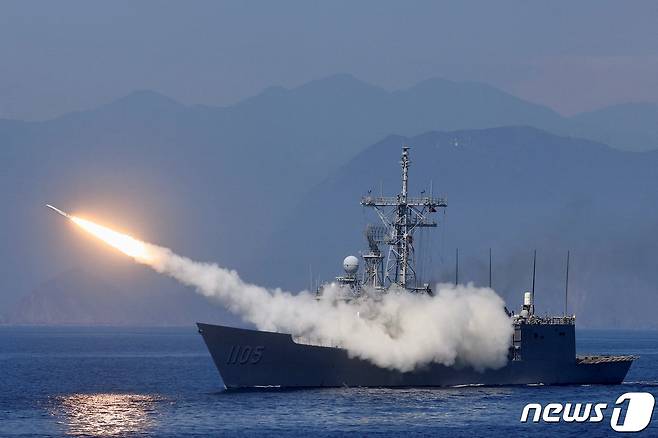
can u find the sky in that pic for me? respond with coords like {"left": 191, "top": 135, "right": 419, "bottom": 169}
{"left": 1, "top": 0, "right": 656, "bottom": 120}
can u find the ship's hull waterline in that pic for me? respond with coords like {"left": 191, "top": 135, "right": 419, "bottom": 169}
{"left": 197, "top": 323, "right": 634, "bottom": 389}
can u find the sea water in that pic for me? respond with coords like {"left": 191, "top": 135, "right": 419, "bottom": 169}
{"left": 1, "top": 327, "right": 656, "bottom": 437}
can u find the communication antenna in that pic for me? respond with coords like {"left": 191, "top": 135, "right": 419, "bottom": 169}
{"left": 532, "top": 250, "right": 537, "bottom": 313}
{"left": 564, "top": 250, "right": 570, "bottom": 316}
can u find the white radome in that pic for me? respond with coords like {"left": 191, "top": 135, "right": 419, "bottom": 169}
{"left": 343, "top": 255, "right": 359, "bottom": 274}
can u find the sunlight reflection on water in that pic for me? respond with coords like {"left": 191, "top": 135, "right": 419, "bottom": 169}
{"left": 53, "top": 393, "right": 162, "bottom": 436}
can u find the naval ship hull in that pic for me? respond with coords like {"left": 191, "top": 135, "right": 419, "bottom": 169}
{"left": 197, "top": 323, "right": 634, "bottom": 389}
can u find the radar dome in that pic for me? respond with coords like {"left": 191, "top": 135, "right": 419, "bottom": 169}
{"left": 343, "top": 255, "right": 359, "bottom": 274}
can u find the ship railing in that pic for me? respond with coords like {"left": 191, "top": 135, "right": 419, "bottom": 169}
{"left": 576, "top": 355, "right": 638, "bottom": 364}
{"left": 291, "top": 335, "right": 342, "bottom": 349}
{"left": 522, "top": 315, "right": 576, "bottom": 325}
{"left": 360, "top": 195, "right": 447, "bottom": 207}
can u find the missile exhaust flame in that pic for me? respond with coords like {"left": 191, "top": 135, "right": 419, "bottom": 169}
{"left": 69, "top": 216, "right": 152, "bottom": 261}
{"left": 45, "top": 204, "right": 152, "bottom": 262}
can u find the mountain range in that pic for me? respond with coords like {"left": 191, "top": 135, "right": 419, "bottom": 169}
{"left": 1, "top": 74, "right": 656, "bottom": 326}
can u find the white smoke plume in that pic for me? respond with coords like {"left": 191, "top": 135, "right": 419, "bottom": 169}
{"left": 138, "top": 244, "right": 513, "bottom": 372}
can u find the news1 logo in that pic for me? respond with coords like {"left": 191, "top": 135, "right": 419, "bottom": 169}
{"left": 520, "top": 392, "right": 655, "bottom": 432}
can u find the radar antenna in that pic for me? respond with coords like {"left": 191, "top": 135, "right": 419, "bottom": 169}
{"left": 363, "top": 224, "right": 385, "bottom": 288}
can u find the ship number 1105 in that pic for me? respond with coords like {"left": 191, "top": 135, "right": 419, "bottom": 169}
{"left": 226, "top": 345, "right": 264, "bottom": 364}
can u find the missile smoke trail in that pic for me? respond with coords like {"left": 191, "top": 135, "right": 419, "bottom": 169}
{"left": 145, "top": 245, "right": 513, "bottom": 371}
{"left": 50, "top": 207, "right": 513, "bottom": 372}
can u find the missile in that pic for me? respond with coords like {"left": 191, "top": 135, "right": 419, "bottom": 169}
{"left": 45, "top": 204, "right": 70, "bottom": 219}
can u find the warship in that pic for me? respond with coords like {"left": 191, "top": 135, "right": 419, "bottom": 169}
{"left": 198, "top": 147, "right": 635, "bottom": 389}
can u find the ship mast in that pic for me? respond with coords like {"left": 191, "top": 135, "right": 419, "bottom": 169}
{"left": 361, "top": 146, "right": 447, "bottom": 292}
{"left": 399, "top": 147, "right": 410, "bottom": 286}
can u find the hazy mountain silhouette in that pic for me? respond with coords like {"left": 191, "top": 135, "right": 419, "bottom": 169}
{"left": 1, "top": 75, "right": 656, "bottom": 326}
{"left": 6, "top": 268, "right": 244, "bottom": 326}
{"left": 568, "top": 102, "right": 658, "bottom": 152}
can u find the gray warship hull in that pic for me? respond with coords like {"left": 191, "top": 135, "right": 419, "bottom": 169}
{"left": 196, "top": 147, "right": 635, "bottom": 389}
{"left": 197, "top": 322, "right": 634, "bottom": 389}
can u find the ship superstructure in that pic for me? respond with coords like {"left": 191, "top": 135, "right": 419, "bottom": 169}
{"left": 320, "top": 146, "right": 446, "bottom": 299}
{"left": 198, "top": 146, "right": 636, "bottom": 389}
